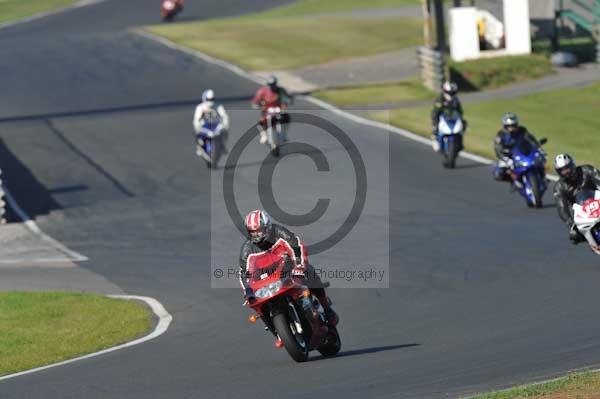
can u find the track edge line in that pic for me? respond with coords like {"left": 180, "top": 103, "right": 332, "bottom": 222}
{"left": 0, "top": 294, "right": 173, "bottom": 382}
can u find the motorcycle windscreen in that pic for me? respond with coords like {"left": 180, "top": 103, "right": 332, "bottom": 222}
{"left": 513, "top": 138, "right": 536, "bottom": 156}
{"left": 575, "top": 190, "right": 596, "bottom": 206}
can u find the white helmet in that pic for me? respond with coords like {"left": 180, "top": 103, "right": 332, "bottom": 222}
{"left": 202, "top": 89, "right": 215, "bottom": 102}
{"left": 442, "top": 81, "right": 457, "bottom": 95}
{"left": 553, "top": 153, "right": 576, "bottom": 180}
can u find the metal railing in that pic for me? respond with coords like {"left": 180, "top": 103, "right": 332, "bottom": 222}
{"left": 559, "top": 0, "right": 600, "bottom": 62}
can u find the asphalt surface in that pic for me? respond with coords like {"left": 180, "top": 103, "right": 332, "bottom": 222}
{"left": 1, "top": 1, "right": 600, "bottom": 398}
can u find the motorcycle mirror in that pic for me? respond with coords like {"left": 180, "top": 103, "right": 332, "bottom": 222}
{"left": 540, "top": 138, "right": 548, "bottom": 145}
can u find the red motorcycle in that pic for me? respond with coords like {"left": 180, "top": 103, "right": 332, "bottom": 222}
{"left": 161, "top": 0, "right": 183, "bottom": 21}
{"left": 244, "top": 239, "right": 341, "bottom": 362}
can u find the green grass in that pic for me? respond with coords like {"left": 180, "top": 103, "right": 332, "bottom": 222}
{"left": 469, "top": 371, "right": 600, "bottom": 399}
{"left": 145, "top": 11, "right": 422, "bottom": 71}
{"left": 314, "top": 78, "right": 435, "bottom": 106}
{"left": 372, "top": 82, "right": 600, "bottom": 166}
{"left": 0, "top": 291, "right": 152, "bottom": 376}
{"left": 264, "top": 0, "right": 422, "bottom": 16}
{"left": 0, "top": 0, "right": 76, "bottom": 24}
{"left": 450, "top": 54, "right": 553, "bottom": 91}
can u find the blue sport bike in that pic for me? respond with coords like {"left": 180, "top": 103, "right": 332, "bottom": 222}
{"left": 500, "top": 137, "right": 549, "bottom": 208}
{"left": 434, "top": 110, "right": 465, "bottom": 169}
{"left": 195, "top": 117, "right": 225, "bottom": 169}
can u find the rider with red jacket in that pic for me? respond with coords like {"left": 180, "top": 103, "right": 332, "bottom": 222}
{"left": 251, "top": 75, "right": 291, "bottom": 144}
{"left": 239, "top": 210, "right": 337, "bottom": 325}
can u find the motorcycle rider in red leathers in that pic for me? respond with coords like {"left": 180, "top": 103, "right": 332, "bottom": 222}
{"left": 239, "top": 210, "right": 338, "bottom": 341}
{"left": 251, "top": 75, "right": 291, "bottom": 144}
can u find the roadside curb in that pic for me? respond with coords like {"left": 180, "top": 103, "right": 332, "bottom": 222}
{"left": 133, "top": 29, "right": 559, "bottom": 183}
{"left": 0, "top": 295, "right": 173, "bottom": 382}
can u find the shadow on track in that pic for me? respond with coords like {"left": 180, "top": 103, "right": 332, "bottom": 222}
{"left": 309, "top": 343, "right": 420, "bottom": 362}
{"left": 454, "top": 162, "right": 490, "bottom": 170}
{"left": 0, "top": 95, "right": 254, "bottom": 124}
{"left": 0, "top": 138, "right": 62, "bottom": 222}
{"left": 222, "top": 146, "right": 354, "bottom": 171}
{"left": 45, "top": 120, "right": 134, "bottom": 198}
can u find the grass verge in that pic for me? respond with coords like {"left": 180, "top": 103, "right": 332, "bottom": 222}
{"left": 450, "top": 54, "right": 553, "bottom": 91}
{"left": 469, "top": 371, "right": 600, "bottom": 399}
{"left": 264, "top": 0, "right": 422, "bottom": 16}
{"left": 312, "top": 54, "right": 553, "bottom": 107}
{"left": 313, "top": 78, "right": 435, "bottom": 106}
{"left": 145, "top": 12, "right": 422, "bottom": 71}
{"left": 0, "top": 0, "right": 77, "bottom": 25}
{"left": 0, "top": 291, "right": 152, "bottom": 376}
{"left": 371, "top": 82, "right": 600, "bottom": 166}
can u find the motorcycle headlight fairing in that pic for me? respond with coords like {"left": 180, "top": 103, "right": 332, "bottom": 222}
{"left": 453, "top": 119, "right": 463, "bottom": 134}
{"left": 254, "top": 280, "right": 283, "bottom": 299}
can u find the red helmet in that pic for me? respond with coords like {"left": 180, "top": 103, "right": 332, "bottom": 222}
{"left": 245, "top": 209, "right": 271, "bottom": 243}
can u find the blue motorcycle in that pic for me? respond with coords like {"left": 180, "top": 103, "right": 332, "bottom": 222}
{"left": 505, "top": 137, "right": 548, "bottom": 208}
{"left": 196, "top": 118, "right": 225, "bottom": 169}
{"left": 435, "top": 110, "right": 465, "bottom": 169}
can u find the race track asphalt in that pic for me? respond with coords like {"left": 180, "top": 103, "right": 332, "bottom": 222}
{"left": 1, "top": 1, "right": 600, "bottom": 398}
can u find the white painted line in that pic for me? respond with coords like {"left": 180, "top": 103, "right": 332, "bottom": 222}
{"left": 464, "top": 367, "right": 600, "bottom": 399}
{"left": 133, "top": 30, "right": 561, "bottom": 182}
{"left": 0, "top": 295, "right": 173, "bottom": 382}
{"left": 0, "top": 0, "right": 107, "bottom": 31}
{"left": 2, "top": 186, "right": 88, "bottom": 263}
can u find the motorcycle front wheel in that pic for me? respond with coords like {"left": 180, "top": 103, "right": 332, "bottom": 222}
{"left": 273, "top": 310, "right": 308, "bottom": 362}
{"left": 442, "top": 138, "right": 458, "bottom": 169}
{"left": 317, "top": 326, "right": 341, "bottom": 357}
{"left": 269, "top": 124, "right": 280, "bottom": 157}
{"left": 525, "top": 171, "right": 543, "bottom": 208}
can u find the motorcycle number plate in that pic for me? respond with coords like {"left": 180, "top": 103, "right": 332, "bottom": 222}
{"left": 260, "top": 273, "right": 268, "bottom": 280}
{"left": 584, "top": 201, "right": 600, "bottom": 217}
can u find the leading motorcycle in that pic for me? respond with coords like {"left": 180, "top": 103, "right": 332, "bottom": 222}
{"left": 161, "top": 0, "right": 183, "bottom": 21}
{"left": 504, "top": 137, "right": 548, "bottom": 208}
{"left": 243, "top": 239, "right": 341, "bottom": 362}
{"left": 572, "top": 189, "right": 600, "bottom": 255}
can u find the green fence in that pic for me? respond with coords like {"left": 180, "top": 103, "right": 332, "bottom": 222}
{"left": 558, "top": 0, "right": 600, "bottom": 62}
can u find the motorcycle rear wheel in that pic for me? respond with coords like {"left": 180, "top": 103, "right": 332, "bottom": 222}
{"left": 273, "top": 312, "right": 309, "bottom": 362}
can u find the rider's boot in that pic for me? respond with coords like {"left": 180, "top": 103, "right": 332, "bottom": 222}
{"left": 312, "top": 287, "right": 338, "bottom": 326}
{"left": 431, "top": 135, "right": 440, "bottom": 152}
{"left": 258, "top": 127, "right": 268, "bottom": 144}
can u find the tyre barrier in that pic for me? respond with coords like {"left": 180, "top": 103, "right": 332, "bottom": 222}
{"left": 0, "top": 169, "right": 6, "bottom": 224}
